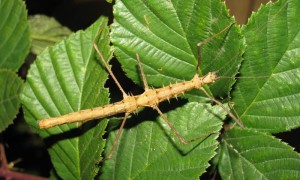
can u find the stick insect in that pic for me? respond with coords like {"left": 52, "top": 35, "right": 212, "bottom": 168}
{"left": 38, "top": 22, "right": 242, "bottom": 159}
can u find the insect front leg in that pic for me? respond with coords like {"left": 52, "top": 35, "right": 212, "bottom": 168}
{"left": 199, "top": 87, "right": 244, "bottom": 128}
{"left": 135, "top": 53, "right": 149, "bottom": 90}
{"left": 94, "top": 43, "right": 128, "bottom": 98}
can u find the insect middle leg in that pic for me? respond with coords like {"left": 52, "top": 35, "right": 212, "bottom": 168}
{"left": 135, "top": 53, "right": 215, "bottom": 145}
{"left": 106, "top": 113, "right": 130, "bottom": 160}
{"left": 199, "top": 87, "right": 244, "bottom": 128}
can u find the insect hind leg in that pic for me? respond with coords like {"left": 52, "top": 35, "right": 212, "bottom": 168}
{"left": 153, "top": 106, "right": 219, "bottom": 145}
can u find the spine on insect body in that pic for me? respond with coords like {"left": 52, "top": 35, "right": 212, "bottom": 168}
{"left": 38, "top": 72, "right": 217, "bottom": 129}
{"left": 137, "top": 76, "right": 197, "bottom": 106}
{"left": 136, "top": 72, "right": 217, "bottom": 107}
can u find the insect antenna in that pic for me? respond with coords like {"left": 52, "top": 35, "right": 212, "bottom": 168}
{"left": 196, "top": 22, "right": 235, "bottom": 74}
{"left": 218, "top": 75, "right": 270, "bottom": 79}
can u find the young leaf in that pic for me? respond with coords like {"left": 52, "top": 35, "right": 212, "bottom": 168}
{"left": 106, "top": 0, "right": 244, "bottom": 178}
{"left": 101, "top": 102, "right": 225, "bottom": 179}
{"left": 218, "top": 129, "right": 300, "bottom": 179}
{"left": 20, "top": 17, "right": 112, "bottom": 179}
{"left": 217, "top": 0, "right": 300, "bottom": 178}
{"left": 0, "top": 70, "right": 23, "bottom": 132}
{"left": 111, "top": 0, "right": 244, "bottom": 101}
{"left": 232, "top": 0, "right": 300, "bottom": 133}
{"left": 0, "top": 0, "right": 30, "bottom": 71}
{"left": 29, "top": 15, "right": 72, "bottom": 55}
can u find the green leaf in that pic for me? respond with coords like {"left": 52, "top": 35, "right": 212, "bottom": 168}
{"left": 232, "top": 0, "right": 300, "bottom": 133}
{"left": 0, "top": 0, "right": 30, "bottom": 71}
{"left": 218, "top": 129, "right": 300, "bottom": 179}
{"left": 20, "top": 17, "right": 112, "bottom": 179}
{"left": 29, "top": 15, "right": 73, "bottom": 55}
{"left": 107, "top": 0, "right": 245, "bottom": 178}
{"left": 111, "top": 0, "right": 244, "bottom": 101}
{"left": 101, "top": 102, "right": 225, "bottom": 179}
{"left": 0, "top": 69, "right": 23, "bottom": 132}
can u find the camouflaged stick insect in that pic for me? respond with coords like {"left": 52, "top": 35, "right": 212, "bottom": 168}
{"left": 38, "top": 22, "right": 244, "bottom": 159}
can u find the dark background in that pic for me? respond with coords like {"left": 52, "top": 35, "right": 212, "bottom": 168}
{"left": 1, "top": 0, "right": 299, "bottom": 178}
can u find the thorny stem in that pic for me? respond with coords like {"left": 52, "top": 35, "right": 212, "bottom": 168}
{"left": 0, "top": 144, "right": 48, "bottom": 180}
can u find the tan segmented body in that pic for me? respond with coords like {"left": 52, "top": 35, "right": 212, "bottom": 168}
{"left": 38, "top": 72, "right": 217, "bottom": 129}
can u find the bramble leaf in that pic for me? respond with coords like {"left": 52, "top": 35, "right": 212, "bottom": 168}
{"left": 101, "top": 102, "right": 225, "bottom": 179}
{"left": 20, "top": 17, "right": 112, "bottom": 179}
{"left": 111, "top": 0, "right": 244, "bottom": 100}
{"left": 232, "top": 0, "right": 300, "bottom": 133}
{"left": 29, "top": 15, "right": 72, "bottom": 55}
{"left": 218, "top": 0, "right": 300, "bottom": 178}
{"left": 0, "top": 0, "right": 30, "bottom": 71}
{"left": 218, "top": 129, "right": 300, "bottom": 179}
{"left": 106, "top": 0, "right": 245, "bottom": 178}
{"left": 0, "top": 70, "right": 23, "bottom": 132}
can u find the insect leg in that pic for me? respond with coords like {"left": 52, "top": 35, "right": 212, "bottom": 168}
{"left": 106, "top": 113, "right": 130, "bottom": 160}
{"left": 153, "top": 106, "right": 188, "bottom": 144}
{"left": 199, "top": 87, "right": 244, "bottom": 128}
{"left": 93, "top": 44, "right": 128, "bottom": 98}
{"left": 153, "top": 106, "right": 218, "bottom": 144}
{"left": 227, "top": 101, "right": 242, "bottom": 129}
{"left": 135, "top": 53, "right": 149, "bottom": 90}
